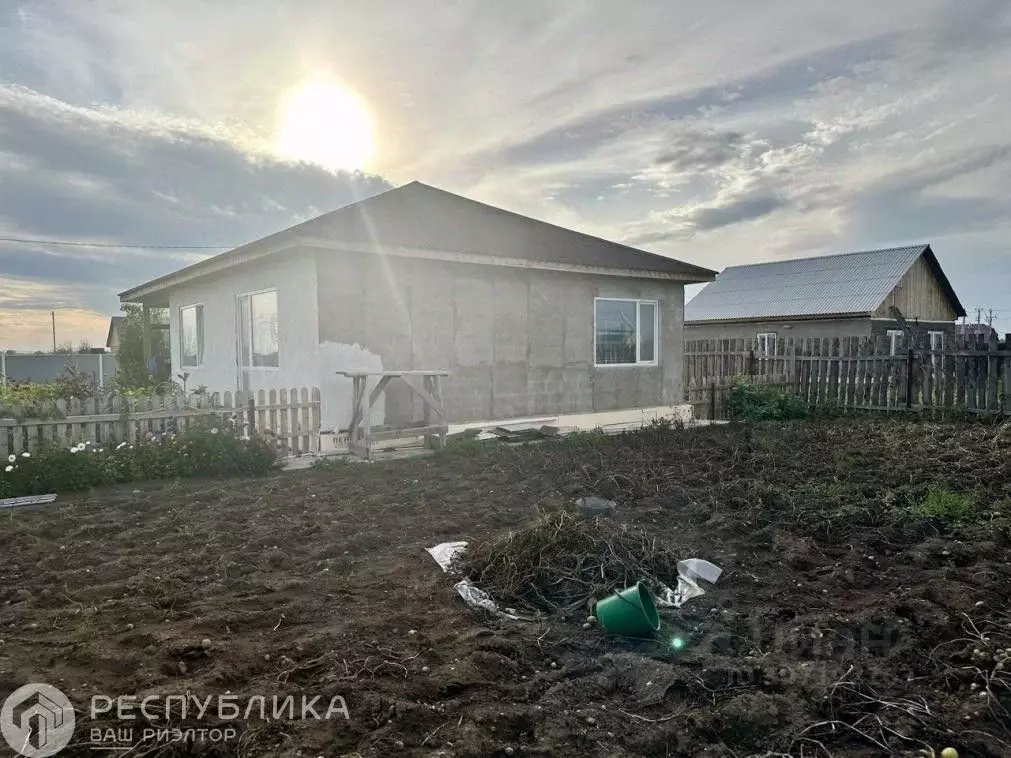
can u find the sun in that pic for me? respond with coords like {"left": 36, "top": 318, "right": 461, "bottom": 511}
{"left": 276, "top": 80, "right": 373, "bottom": 172}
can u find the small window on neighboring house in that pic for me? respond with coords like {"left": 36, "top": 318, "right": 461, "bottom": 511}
{"left": 179, "top": 305, "right": 204, "bottom": 367}
{"left": 594, "top": 298, "right": 659, "bottom": 366}
{"left": 928, "top": 331, "right": 944, "bottom": 352}
{"left": 887, "top": 329, "right": 904, "bottom": 356}
{"left": 757, "top": 332, "right": 777, "bottom": 356}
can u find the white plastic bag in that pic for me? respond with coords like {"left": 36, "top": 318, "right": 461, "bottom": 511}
{"left": 655, "top": 559, "right": 724, "bottom": 608}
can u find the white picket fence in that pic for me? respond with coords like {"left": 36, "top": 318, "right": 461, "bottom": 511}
{"left": 0, "top": 387, "right": 321, "bottom": 459}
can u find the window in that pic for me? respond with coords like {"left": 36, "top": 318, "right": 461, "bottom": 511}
{"left": 594, "top": 298, "right": 659, "bottom": 366}
{"left": 237, "top": 290, "right": 279, "bottom": 367}
{"left": 757, "top": 332, "right": 777, "bottom": 356}
{"left": 887, "top": 329, "right": 904, "bottom": 356}
{"left": 179, "top": 305, "right": 204, "bottom": 367}
{"left": 928, "top": 331, "right": 944, "bottom": 352}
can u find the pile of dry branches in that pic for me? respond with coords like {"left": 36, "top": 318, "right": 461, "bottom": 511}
{"left": 453, "top": 510, "right": 682, "bottom": 614}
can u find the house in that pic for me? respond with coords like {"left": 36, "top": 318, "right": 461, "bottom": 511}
{"left": 106, "top": 316, "right": 125, "bottom": 352}
{"left": 119, "top": 182, "right": 715, "bottom": 431}
{"left": 955, "top": 322, "right": 998, "bottom": 341}
{"left": 685, "top": 244, "right": 966, "bottom": 355}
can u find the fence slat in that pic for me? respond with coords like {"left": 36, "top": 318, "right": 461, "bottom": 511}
{"left": 0, "top": 386, "right": 322, "bottom": 457}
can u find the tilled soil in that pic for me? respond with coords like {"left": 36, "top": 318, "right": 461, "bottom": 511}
{"left": 2, "top": 421, "right": 1010, "bottom": 757}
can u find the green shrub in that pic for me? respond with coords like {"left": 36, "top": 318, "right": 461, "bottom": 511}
{"left": 916, "top": 484, "right": 977, "bottom": 522}
{"left": 0, "top": 420, "right": 278, "bottom": 498}
{"left": 0, "top": 369, "right": 99, "bottom": 418}
{"left": 726, "top": 381, "right": 809, "bottom": 421}
{"left": 441, "top": 434, "right": 489, "bottom": 456}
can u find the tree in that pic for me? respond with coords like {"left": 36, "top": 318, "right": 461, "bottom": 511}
{"left": 77, "top": 339, "right": 92, "bottom": 353}
{"left": 114, "top": 305, "right": 170, "bottom": 390}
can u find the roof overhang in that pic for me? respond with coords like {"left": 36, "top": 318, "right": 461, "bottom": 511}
{"left": 120, "top": 237, "right": 715, "bottom": 303}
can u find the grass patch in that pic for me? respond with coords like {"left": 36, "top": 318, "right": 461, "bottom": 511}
{"left": 916, "top": 484, "right": 977, "bottom": 522}
{"left": 726, "top": 381, "right": 809, "bottom": 421}
{"left": 309, "top": 456, "right": 353, "bottom": 471}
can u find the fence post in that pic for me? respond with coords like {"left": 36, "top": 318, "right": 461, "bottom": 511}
{"left": 906, "top": 348, "right": 915, "bottom": 410}
{"left": 987, "top": 332, "right": 999, "bottom": 413}
{"left": 247, "top": 396, "right": 256, "bottom": 432}
{"left": 710, "top": 381, "right": 717, "bottom": 421}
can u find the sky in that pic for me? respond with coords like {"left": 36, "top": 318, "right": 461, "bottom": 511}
{"left": 1, "top": 0, "right": 1010, "bottom": 350}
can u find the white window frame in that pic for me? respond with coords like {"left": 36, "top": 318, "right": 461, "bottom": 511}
{"left": 593, "top": 297, "right": 660, "bottom": 367}
{"left": 178, "top": 304, "right": 204, "bottom": 368}
{"left": 887, "top": 329, "right": 904, "bottom": 356}
{"left": 928, "top": 330, "right": 945, "bottom": 352}
{"left": 236, "top": 288, "right": 280, "bottom": 370}
{"left": 757, "top": 332, "right": 777, "bottom": 357}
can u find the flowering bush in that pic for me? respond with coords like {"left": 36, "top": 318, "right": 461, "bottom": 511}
{"left": 0, "top": 420, "right": 278, "bottom": 498}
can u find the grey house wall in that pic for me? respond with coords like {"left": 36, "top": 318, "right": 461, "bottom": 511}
{"left": 686, "top": 318, "right": 958, "bottom": 343}
{"left": 1, "top": 353, "right": 118, "bottom": 386}
{"left": 316, "top": 250, "right": 685, "bottom": 424}
{"left": 868, "top": 319, "right": 957, "bottom": 339}
{"left": 685, "top": 318, "right": 874, "bottom": 342}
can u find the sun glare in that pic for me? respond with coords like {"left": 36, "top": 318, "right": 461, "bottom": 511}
{"left": 276, "top": 80, "right": 373, "bottom": 172}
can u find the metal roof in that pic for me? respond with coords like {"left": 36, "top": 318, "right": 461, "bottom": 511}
{"left": 685, "top": 244, "right": 965, "bottom": 322}
{"left": 121, "top": 182, "right": 716, "bottom": 301}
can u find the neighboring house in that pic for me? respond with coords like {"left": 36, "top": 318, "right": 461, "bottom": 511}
{"left": 106, "top": 316, "right": 125, "bottom": 352}
{"left": 685, "top": 244, "right": 966, "bottom": 356}
{"left": 119, "top": 181, "right": 715, "bottom": 431}
{"left": 955, "top": 323, "right": 998, "bottom": 341}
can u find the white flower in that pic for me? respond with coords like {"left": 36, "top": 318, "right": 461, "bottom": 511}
{"left": 70, "top": 447, "right": 79, "bottom": 454}
{"left": 7, "top": 454, "right": 14, "bottom": 463}
{"left": 211, "top": 428, "right": 219, "bottom": 435}
{"left": 21, "top": 452, "right": 30, "bottom": 458}
{"left": 4, "top": 465, "right": 13, "bottom": 472}
{"left": 97, "top": 448, "right": 104, "bottom": 453}
{"left": 117, "top": 442, "right": 127, "bottom": 450}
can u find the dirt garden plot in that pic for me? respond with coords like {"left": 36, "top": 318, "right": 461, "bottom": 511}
{"left": 1, "top": 421, "right": 1010, "bottom": 757}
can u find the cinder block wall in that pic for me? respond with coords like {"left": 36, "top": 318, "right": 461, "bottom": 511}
{"left": 316, "top": 250, "right": 685, "bottom": 424}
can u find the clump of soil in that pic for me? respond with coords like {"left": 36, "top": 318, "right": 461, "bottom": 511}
{"left": 453, "top": 510, "right": 683, "bottom": 614}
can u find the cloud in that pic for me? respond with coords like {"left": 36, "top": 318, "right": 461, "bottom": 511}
{"left": 654, "top": 129, "right": 749, "bottom": 172}
{"left": 0, "top": 84, "right": 391, "bottom": 348}
{"left": 2, "top": 0, "right": 1011, "bottom": 342}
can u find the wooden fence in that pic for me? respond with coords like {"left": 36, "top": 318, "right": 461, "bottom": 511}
{"left": 685, "top": 335, "right": 1011, "bottom": 419}
{"left": 0, "top": 387, "right": 321, "bottom": 458}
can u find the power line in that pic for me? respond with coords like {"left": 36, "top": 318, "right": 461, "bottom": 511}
{"left": 0, "top": 236, "right": 231, "bottom": 250}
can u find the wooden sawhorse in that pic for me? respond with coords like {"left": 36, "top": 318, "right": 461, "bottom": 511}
{"left": 336, "top": 370, "right": 449, "bottom": 459}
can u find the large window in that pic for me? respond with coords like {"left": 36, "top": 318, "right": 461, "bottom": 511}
{"left": 238, "top": 290, "right": 279, "bottom": 367}
{"left": 594, "top": 298, "right": 658, "bottom": 366}
{"left": 179, "top": 305, "right": 204, "bottom": 367}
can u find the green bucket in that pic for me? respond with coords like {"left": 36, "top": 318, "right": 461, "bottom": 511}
{"left": 594, "top": 582, "right": 661, "bottom": 638}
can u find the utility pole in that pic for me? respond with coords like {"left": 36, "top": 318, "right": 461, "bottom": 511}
{"left": 51, "top": 311, "right": 56, "bottom": 352}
